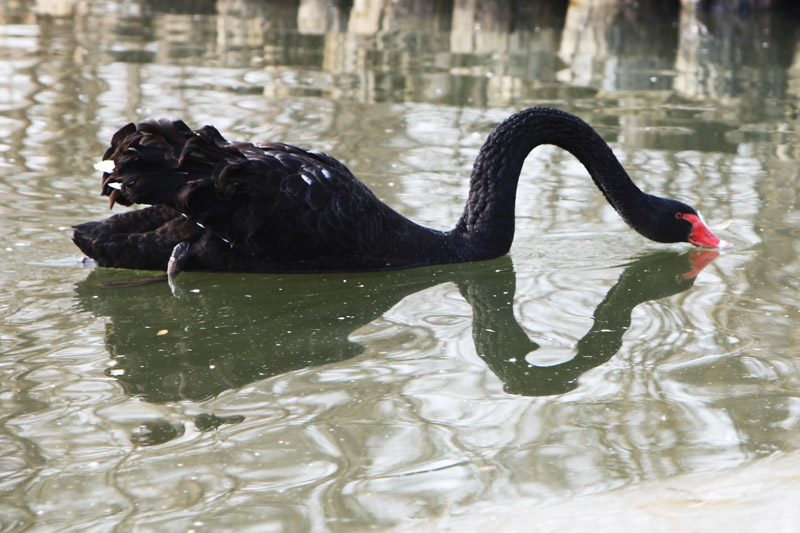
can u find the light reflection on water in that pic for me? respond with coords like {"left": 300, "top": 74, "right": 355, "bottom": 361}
{"left": 2, "top": 0, "right": 800, "bottom": 531}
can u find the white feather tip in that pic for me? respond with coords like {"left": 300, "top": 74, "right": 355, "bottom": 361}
{"left": 94, "top": 160, "right": 116, "bottom": 173}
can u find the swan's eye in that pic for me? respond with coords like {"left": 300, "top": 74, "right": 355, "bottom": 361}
{"left": 675, "top": 212, "right": 684, "bottom": 220}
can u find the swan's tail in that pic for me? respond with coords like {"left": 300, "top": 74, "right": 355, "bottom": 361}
{"left": 77, "top": 120, "right": 266, "bottom": 269}
{"left": 97, "top": 119, "right": 235, "bottom": 209}
{"left": 72, "top": 205, "right": 201, "bottom": 270}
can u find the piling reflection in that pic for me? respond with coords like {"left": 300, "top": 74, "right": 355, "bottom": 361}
{"left": 75, "top": 250, "right": 718, "bottom": 406}
{"left": 5, "top": 0, "right": 798, "bottom": 132}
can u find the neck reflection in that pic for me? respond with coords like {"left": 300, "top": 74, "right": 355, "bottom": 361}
{"left": 461, "top": 249, "right": 718, "bottom": 396}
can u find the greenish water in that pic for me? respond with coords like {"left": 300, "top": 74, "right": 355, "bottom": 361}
{"left": 2, "top": 1, "right": 800, "bottom": 531}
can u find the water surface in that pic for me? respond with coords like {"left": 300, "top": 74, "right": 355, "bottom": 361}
{"left": 2, "top": 1, "right": 800, "bottom": 531}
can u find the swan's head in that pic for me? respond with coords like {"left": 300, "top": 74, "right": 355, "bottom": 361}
{"left": 637, "top": 197, "right": 731, "bottom": 249}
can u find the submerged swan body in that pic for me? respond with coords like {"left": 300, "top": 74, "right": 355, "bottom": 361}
{"left": 73, "top": 108, "right": 728, "bottom": 273}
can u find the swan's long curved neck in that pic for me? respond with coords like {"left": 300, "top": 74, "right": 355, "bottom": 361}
{"left": 451, "top": 108, "right": 644, "bottom": 260}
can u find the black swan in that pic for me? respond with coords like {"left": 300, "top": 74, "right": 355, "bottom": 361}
{"left": 73, "top": 107, "right": 729, "bottom": 274}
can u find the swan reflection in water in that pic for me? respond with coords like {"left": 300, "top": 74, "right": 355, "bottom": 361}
{"left": 76, "top": 249, "right": 718, "bottom": 418}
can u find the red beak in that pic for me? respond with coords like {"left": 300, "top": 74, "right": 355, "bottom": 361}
{"left": 682, "top": 213, "right": 731, "bottom": 249}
